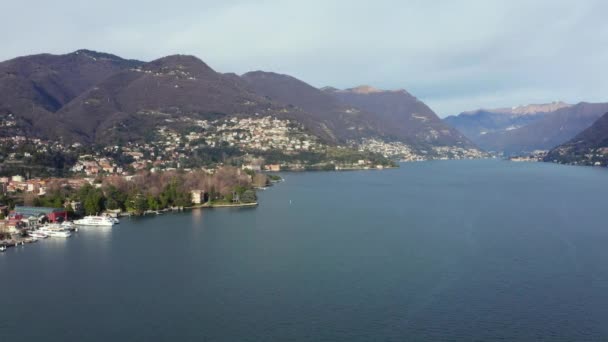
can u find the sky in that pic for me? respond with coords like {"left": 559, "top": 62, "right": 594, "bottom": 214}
{"left": 2, "top": 0, "right": 608, "bottom": 116}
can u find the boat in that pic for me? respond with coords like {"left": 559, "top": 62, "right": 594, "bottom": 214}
{"left": 0, "top": 245, "right": 6, "bottom": 252}
{"left": 61, "top": 221, "right": 77, "bottom": 231}
{"left": 74, "top": 216, "right": 115, "bottom": 226}
{"left": 39, "top": 225, "right": 72, "bottom": 238}
{"left": 29, "top": 231, "right": 49, "bottom": 239}
{"left": 45, "top": 230, "right": 72, "bottom": 238}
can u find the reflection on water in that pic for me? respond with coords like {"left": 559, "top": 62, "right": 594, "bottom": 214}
{"left": 191, "top": 208, "right": 204, "bottom": 225}
{"left": 190, "top": 209, "right": 207, "bottom": 239}
{"left": 43, "top": 237, "right": 71, "bottom": 247}
{"left": 77, "top": 226, "right": 113, "bottom": 239}
{"left": 75, "top": 226, "right": 113, "bottom": 255}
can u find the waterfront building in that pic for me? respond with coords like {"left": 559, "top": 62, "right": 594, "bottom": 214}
{"left": 13, "top": 206, "right": 68, "bottom": 223}
{"left": 191, "top": 190, "right": 206, "bottom": 204}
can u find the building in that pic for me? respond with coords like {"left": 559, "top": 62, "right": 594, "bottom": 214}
{"left": 265, "top": 164, "right": 281, "bottom": 171}
{"left": 242, "top": 164, "right": 262, "bottom": 171}
{"left": 191, "top": 190, "right": 206, "bottom": 204}
{"left": 13, "top": 206, "right": 68, "bottom": 223}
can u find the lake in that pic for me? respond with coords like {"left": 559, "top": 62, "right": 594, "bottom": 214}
{"left": 2, "top": 159, "right": 608, "bottom": 341}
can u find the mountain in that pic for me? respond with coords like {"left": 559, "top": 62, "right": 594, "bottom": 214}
{"left": 444, "top": 102, "right": 570, "bottom": 143}
{"left": 444, "top": 102, "right": 608, "bottom": 154}
{"left": 324, "top": 86, "right": 476, "bottom": 150}
{"left": 1, "top": 49, "right": 483, "bottom": 161}
{"left": 43, "top": 55, "right": 318, "bottom": 144}
{"left": 0, "top": 49, "right": 143, "bottom": 137}
{"left": 544, "top": 112, "right": 608, "bottom": 165}
{"left": 241, "top": 72, "right": 385, "bottom": 142}
{"left": 462, "top": 102, "right": 572, "bottom": 116}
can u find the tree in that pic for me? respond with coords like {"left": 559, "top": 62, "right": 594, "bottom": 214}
{"left": 78, "top": 184, "right": 105, "bottom": 215}
{"left": 23, "top": 193, "right": 37, "bottom": 206}
{"left": 83, "top": 190, "right": 104, "bottom": 215}
{"left": 147, "top": 195, "right": 160, "bottom": 211}
{"left": 252, "top": 173, "right": 269, "bottom": 187}
{"left": 240, "top": 190, "right": 257, "bottom": 203}
{"left": 128, "top": 193, "right": 148, "bottom": 215}
{"left": 105, "top": 185, "right": 127, "bottom": 210}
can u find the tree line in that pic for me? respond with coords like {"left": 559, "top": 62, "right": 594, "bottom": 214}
{"left": 29, "top": 167, "right": 270, "bottom": 216}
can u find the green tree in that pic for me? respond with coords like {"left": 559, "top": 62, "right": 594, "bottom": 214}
{"left": 105, "top": 185, "right": 127, "bottom": 210}
{"left": 83, "top": 190, "right": 104, "bottom": 215}
{"left": 78, "top": 184, "right": 105, "bottom": 215}
{"left": 240, "top": 190, "right": 257, "bottom": 203}
{"left": 128, "top": 193, "right": 148, "bottom": 215}
{"left": 146, "top": 195, "right": 160, "bottom": 211}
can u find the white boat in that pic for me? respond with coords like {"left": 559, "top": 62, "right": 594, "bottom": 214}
{"left": 74, "top": 216, "right": 115, "bottom": 226}
{"left": 61, "top": 221, "right": 76, "bottom": 231}
{"left": 29, "top": 231, "right": 49, "bottom": 239}
{"left": 39, "top": 226, "right": 72, "bottom": 238}
{"left": 45, "top": 230, "right": 72, "bottom": 238}
{"left": 0, "top": 245, "right": 6, "bottom": 252}
{"left": 42, "top": 223, "right": 63, "bottom": 230}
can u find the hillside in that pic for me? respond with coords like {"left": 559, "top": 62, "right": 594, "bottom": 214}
{"left": 445, "top": 102, "right": 608, "bottom": 154}
{"left": 324, "top": 86, "right": 476, "bottom": 150}
{"left": 0, "top": 50, "right": 143, "bottom": 137}
{"left": 48, "top": 55, "right": 302, "bottom": 144}
{"left": 0, "top": 49, "right": 486, "bottom": 170}
{"left": 443, "top": 102, "right": 570, "bottom": 145}
{"left": 545, "top": 112, "right": 608, "bottom": 166}
{"left": 241, "top": 72, "right": 386, "bottom": 142}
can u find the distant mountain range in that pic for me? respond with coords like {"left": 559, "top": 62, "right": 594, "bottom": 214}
{"left": 545, "top": 112, "right": 608, "bottom": 165}
{"left": 0, "top": 49, "right": 476, "bottom": 156}
{"left": 444, "top": 102, "right": 608, "bottom": 154}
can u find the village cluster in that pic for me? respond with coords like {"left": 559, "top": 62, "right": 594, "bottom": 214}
{"left": 356, "top": 138, "right": 488, "bottom": 161}
{"left": 66, "top": 116, "right": 322, "bottom": 175}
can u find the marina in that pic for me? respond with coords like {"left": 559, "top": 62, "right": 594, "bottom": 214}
{"left": 0, "top": 216, "right": 114, "bottom": 252}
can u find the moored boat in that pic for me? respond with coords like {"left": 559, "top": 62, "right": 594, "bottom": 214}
{"left": 43, "top": 230, "right": 72, "bottom": 238}
{"left": 74, "top": 216, "right": 115, "bottom": 226}
{"left": 29, "top": 231, "right": 49, "bottom": 239}
{"left": 61, "top": 221, "right": 77, "bottom": 231}
{"left": 39, "top": 225, "right": 72, "bottom": 238}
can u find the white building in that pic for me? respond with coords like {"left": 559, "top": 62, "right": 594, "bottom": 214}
{"left": 191, "top": 190, "right": 205, "bottom": 204}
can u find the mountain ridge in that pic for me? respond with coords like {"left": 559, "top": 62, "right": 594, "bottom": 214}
{"left": 544, "top": 112, "right": 608, "bottom": 165}
{"left": 444, "top": 102, "right": 608, "bottom": 154}
{"left": 324, "top": 86, "right": 476, "bottom": 150}
{"left": 0, "top": 49, "right": 483, "bottom": 160}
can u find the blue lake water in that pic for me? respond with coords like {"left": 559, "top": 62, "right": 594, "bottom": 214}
{"left": 2, "top": 160, "right": 608, "bottom": 341}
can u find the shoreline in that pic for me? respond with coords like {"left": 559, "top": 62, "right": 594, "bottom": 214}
{"left": 188, "top": 202, "right": 259, "bottom": 209}
{"left": 115, "top": 201, "right": 260, "bottom": 217}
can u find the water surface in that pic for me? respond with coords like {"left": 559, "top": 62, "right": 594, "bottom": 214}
{"left": 1, "top": 160, "right": 608, "bottom": 341}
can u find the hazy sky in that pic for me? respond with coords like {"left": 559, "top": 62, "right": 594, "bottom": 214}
{"left": 3, "top": 0, "right": 607, "bottom": 116}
